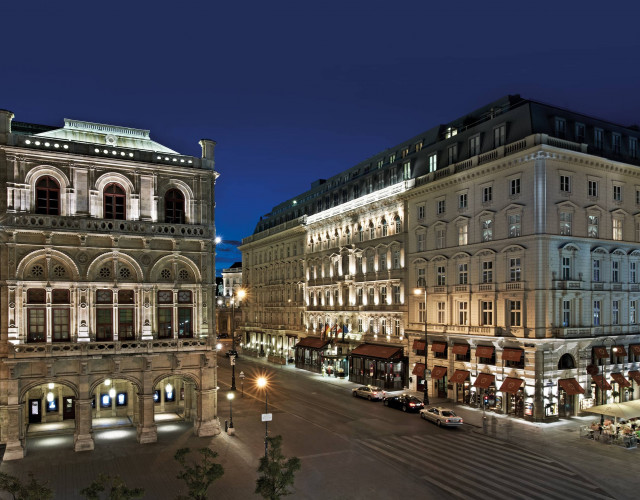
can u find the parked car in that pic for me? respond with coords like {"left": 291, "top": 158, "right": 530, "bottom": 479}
{"left": 420, "top": 407, "right": 464, "bottom": 427}
{"left": 383, "top": 394, "right": 424, "bottom": 412}
{"left": 352, "top": 386, "right": 385, "bottom": 401}
{"left": 217, "top": 333, "right": 229, "bottom": 339}
{"left": 225, "top": 349, "right": 238, "bottom": 358}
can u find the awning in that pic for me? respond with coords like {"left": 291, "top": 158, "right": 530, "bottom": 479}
{"left": 413, "top": 339, "right": 426, "bottom": 351}
{"left": 350, "top": 343, "right": 403, "bottom": 360}
{"left": 499, "top": 377, "right": 523, "bottom": 393}
{"left": 431, "top": 342, "right": 447, "bottom": 353}
{"left": 452, "top": 344, "right": 469, "bottom": 355}
{"left": 558, "top": 378, "right": 585, "bottom": 395}
{"left": 592, "top": 346, "right": 609, "bottom": 359}
{"left": 591, "top": 374, "right": 612, "bottom": 391}
{"left": 629, "top": 371, "right": 640, "bottom": 384}
{"left": 473, "top": 373, "right": 495, "bottom": 389}
{"left": 475, "top": 345, "right": 494, "bottom": 358}
{"left": 612, "top": 346, "right": 627, "bottom": 357}
{"left": 630, "top": 345, "right": 640, "bottom": 356}
{"left": 501, "top": 349, "right": 523, "bottom": 362}
{"left": 610, "top": 372, "right": 631, "bottom": 387}
{"left": 431, "top": 366, "right": 447, "bottom": 380}
{"left": 412, "top": 363, "right": 425, "bottom": 377}
{"left": 295, "top": 337, "right": 330, "bottom": 349}
{"left": 449, "top": 370, "right": 470, "bottom": 384}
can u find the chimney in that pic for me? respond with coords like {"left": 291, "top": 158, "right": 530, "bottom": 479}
{"left": 0, "top": 109, "right": 14, "bottom": 144}
{"left": 199, "top": 139, "right": 217, "bottom": 161}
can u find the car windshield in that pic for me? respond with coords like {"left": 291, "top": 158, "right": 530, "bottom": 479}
{"left": 370, "top": 387, "right": 382, "bottom": 391}
{"left": 442, "top": 411, "right": 456, "bottom": 417}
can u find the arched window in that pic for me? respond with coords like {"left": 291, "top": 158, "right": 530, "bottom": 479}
{"left": 558, "top": 353, "right": 575, "bottom": 370}
{"left": 35, "top": 176, "right": 60, "bottom": 215}
{"left": 103, "top": 183, "right": 126, "bottom": 220}
{"left": 165, "top": 188, "right": 185, "bottom": 224}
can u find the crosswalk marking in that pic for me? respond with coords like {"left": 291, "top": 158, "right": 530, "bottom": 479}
{"left": 355, "top": 431, "right": 615, "bottom": 500}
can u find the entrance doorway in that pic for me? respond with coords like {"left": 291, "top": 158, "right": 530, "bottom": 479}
{"left": 63, "top": 396, "right": 75, "bottom": 420}
{"left": 436, "top": 376, "right": 447, "bottom": 398}
{"left": 29, "top": 399, "right": 42, "bottom": 424}
{"left": 558, "top": 389, "right": 575, "bottom": 417}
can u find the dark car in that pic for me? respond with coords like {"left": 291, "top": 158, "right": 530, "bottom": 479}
{"left": 383, "top": 394, "right": 424, "bottom": 412}
{"left": 217, "top": 333, "right": 229, "bottom": 339}
{"left": 225, "top": 349, "right": 238, "bottom": 358}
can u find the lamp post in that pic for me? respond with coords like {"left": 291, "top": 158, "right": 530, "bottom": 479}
{"left": 257, "top": 376, "right": 269, "bottom": 460}
{"left": 599, "top": 337, "right": 617, "bottom": 424}
{"left": 230, "top": 288, "right": 246, "bottom": 391}
{"left": 414, "top": 279, "right": 429, "bottom": 405}
{"left": 227, "top": 392, "right": 235, "bottom": 434}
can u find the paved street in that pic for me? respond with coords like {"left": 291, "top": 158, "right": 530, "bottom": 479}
{"left": 1, "top": 352, "right": 638, "bottom": 499}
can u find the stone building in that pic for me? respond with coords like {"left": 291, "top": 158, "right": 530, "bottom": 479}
{"left": 240, "top": 95, "right": 640, "bottom": 421}
{"left": 0, "top": 110, "right": 220, "bottom": 459}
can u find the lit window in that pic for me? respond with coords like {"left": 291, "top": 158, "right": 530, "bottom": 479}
{"left": 613, "top": 218, "right": 623, "bottom": 241}
{"left": 588, "top": 215, "right": 599, "bottom": 237}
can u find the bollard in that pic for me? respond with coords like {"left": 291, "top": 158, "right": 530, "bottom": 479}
{"left": 224, "top": 420, "right": 228, "bottom": 433}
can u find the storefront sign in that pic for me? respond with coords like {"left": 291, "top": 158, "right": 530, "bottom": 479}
{"left": 580, "top": 398, "right": 595, "bottom": 410}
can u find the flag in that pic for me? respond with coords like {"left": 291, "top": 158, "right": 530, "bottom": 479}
{"left": 325, "top": 323, "right": 331, "bottom": 336}
{"left": 331, "top": 324, "right": 337, "bottom": 338}
{"left": 342, "top": 324, "right": 348, "bottom": 341}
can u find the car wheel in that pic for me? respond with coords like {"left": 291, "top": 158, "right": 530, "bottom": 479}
{"left": 436, "top": 419, "right": 441, "bottom": 427}
{"left": 368, "top": 395, "right": 372, "bottom": 401}
{"left": 383, "top": 400, "right": 388, "bottom": 406}
{"left": 402, "top": 405, "right": 407, "bottom": 412}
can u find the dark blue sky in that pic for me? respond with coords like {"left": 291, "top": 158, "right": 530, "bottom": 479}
{"left": 3, "top": 1, "right": 640, "bottom": 274}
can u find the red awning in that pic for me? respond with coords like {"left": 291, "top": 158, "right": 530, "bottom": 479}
{"left": 610, "top": 372, "right": 631, "bottom": 387}
{"left": 431, "top": 342, "right": 447, "bottom": 353}
{"left": 499, "top": 377, "right": 523, "bottom": 393}
{"left": 449, "top": 370, "right": 470, "bottom": 384}
{"left": 475, "top": 345, "right": 494, "bottom": 358}
{"left": 591, "top": 374, "right": 612, "bottom": 390}
{"left": 412, "top": 363, "right": 425, "bottom": 377}
{"left": 592, "top": 346, "right": 609, "bottom": 359}
{"left": 612, "top": 345, "right": 627, "bottom": 357}
{"left": 473, "top": 373, "right": 495, "bottom": 389}
{"left": 413, "top": 339, "right": 426, "bottom": 351}
{"left": 452, "top": 344, "right": 469, "bottom": 355}
{"left": 350, "top": 343, "right": 403, "bottom": 360}
{"left": 558, "top": 378, "right": 585, "bottom": 395}
{"left": 431, "top": 366, "right": 447, "bottom": 380}
{"left": 628, "top": 371, "right": 640, "bottom": 384}
{"left": 501, "top": 349, "right": 523, "bottom": 362}
{"left": 630, "top": 345, "right": 640, "bottom": 356}
{"left": 295, "top": 337, "right": 330, "bottom": 349}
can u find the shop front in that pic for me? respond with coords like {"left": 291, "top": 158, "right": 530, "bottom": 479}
{"left": 431, "top": 365, "right": 448, "bottom": 398}
{"left": 451, "top": 369, "right": 471, "bottom": 404}
{"left": 611, "top": 372, "right": 632, "bottom": 402}
{"left": 473, "top": 373, "right": 498, "bottom": 411}
{"left": 321, "top": 342, "right": 349, "bottom": 378}
{"left": 500, "top": 377, "right": 524, "bottom": 417}
{"left": 349, "top": 343, "right": 406, "bottom": 390}
{"left": 295, "top": 337, "right": 330, "bottom": 374}
{"left": 558, "top": 378, "right": 585, "bottom": 417}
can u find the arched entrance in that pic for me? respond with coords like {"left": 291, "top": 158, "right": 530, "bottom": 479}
{"left": 153, "top": 375, "right": 198, "bottom": 423}
{"left": 23, "top": 381, "right": 78, "bottom": 427}
{"left": 91, "top": 378, "right": 139, "bottom": 428}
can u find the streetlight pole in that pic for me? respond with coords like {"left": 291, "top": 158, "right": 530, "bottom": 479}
{"left": 414, "top": 279, "right": 429, "bottom": 405}
{"left": 230, "top": 289, "right": 246, "bottom": 391}
{"left": 257, "top": 376, "right": 269, "bottom": 460}
{"left": 227, "top": 392, "right": 235, "bottom": 434}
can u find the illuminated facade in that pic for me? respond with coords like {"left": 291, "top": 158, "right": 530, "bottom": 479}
{"left": 0, "top": 110, "right": 220, "bottom": 459}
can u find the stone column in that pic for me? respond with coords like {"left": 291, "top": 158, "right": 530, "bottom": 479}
{"left": 74, "top": 398, "right": 95, "bottom": 452}
{"left": 183, "top": 381, "right": 193, "bottom": 420}
{"left": 136, "top": 394, "right": 157, "bottom": 444}
{"left": 2, "top": 404, "right": 25, "bottom": 460}
{"left": 193, "top": 387, "right": 220, "bottom": 437}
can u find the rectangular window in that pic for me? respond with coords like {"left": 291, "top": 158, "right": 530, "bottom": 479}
{"left": 482, "top": 261, "right": 493, "bottom": 283}
{"left": 458, "top": 301, "right": 468, "bottom": 325}
{"left": 613, "top": 218, "right": 623, "bottom": 241}
{"left": 458, "top": 193, "right": 467, "bottom": 209}
{"left": 395, "top": 319, "right": 400, "bottom": 336}
{"left": 631, "top": 262, "right": 637, "bottom": 283}
{"left": 393, "top": 286, "right": 401, "bottom": 304}
{"left": 594, "top": 128, "right": 603, "bottom": 149}
{"left": 613, "top": 185, "right": 622, "bottom": 202}
{"left": 357, "top": 288, "right": 363, "bottom": 305}
{"left": 417, "top": 233, "right": 424, "bottom": 252}
{"left": 469, "top": 135, "right": 480, "bottom": 156}
{"left": 592, "top": 260, "right": 601, "bottom": 282}
{"left": 612, "top": 133, "right": 621, "bottom": 154}
{"left": 493, "top": 125, "right": 506, "bottom": 148}
{"left": 482, "top": 186, "right": 492, "bottom": 203}
{"left": 437, "top": 199, "right": 446, "bottom": 214}
{"left": 358, "top": 318, "right": 363, "bottom": 332}
{"left": 437, "top": 302, "right": 446, "bottom": 324}
{"left": 612, "top": 300, "right": 620, "bottom": 325}
{"left": 437, "top": 266, "right": 446, "bottom": 286}
{"left": 27, "top": 308, "right": 46, "bottom": 343}
{"left": 380, "top": 286, "right": 387, "bottom": 304}
{"left": 612, "top": 261, "right": 620, "bottom": 282}
{"left": 379, "top": 251, "right": 387, "bottom": 271}
{"left": 428, "top": 153, "right": 437, "bottom": 172}
{"left": 158, "top": 308, "right": 173, "bottom": 338}
{"left": 393, "top": 250, "right": 400, "bottom": 269}
{"left": 436, "top": 228, "right": 445, "bottom": 249}
{"left": 403, "top": 161, "right": 411, "bottom": 180}
{"left": 96, "top": 309, "right": 113, "bottom": 341}
{"left": 417, "top": 205, "right": 425, "bottom": 220}
{"left": 481, "top": 301, "right": 493, "bottom": 325}
{"left": 458, "top": 263, "right": 468, "bottom": 284}
{"left": 509, "top": 300, "right": 522, "bottom": 327}
{"left": 510, "top": 178, "right": 520, "bottom": 196}
{"left": 178, "top": 308, "right": 192, "bottom": 338}
{"left": 631, "top": 300, "right": 637, "bottom": 324}
{"left": 118, "top": 308, "right": 134, "bottom": 340}
{"left": 588, "top": 215, "right": 599, "bottom": 237}
{"left": 482, "top": 219, "right": 493, "bottom": 242}
{"left": 458, "top": 224, "right": 468, "bottom": 245}
{"left": 418, "top": 300, "right": 426, "bottom": 323}
{"left": 52, "top": 308, "right": 70, "bottom": 342}
{"left": 555, "top": 117, "right": 566, "bottom": 138}
{"left": 560, "top": 175, "right": 571, "bottom": 192}
{"left": 630, "top": 137, "right": 638, "bottom": 159}
{"left": 510, "top": 258, "right": 521, "bottom": 282}
{"left": 588, "top": 180, "right": 598, "bottom": 198}
{"left": 562, "top": 257, "right": 571, "bottom": 280}
{"left": 559, "top": 212, "right": 572, "bottom": 235}
{"left": 562, "top": 300, "right": 571, "bottom": 327}
{"left": 575, "top": 123, "right": 586, "bottom": 142}
{"left": 508, "top": 214, "right": 521, "bottom": 237}
{"left": 447, "top": 144, "right": 457, "bottom": 165}
{"left": 593, "top": 300, "right": 601, "bottom": 326}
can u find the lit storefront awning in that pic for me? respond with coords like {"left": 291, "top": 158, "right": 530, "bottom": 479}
{"left": 449, "top": 370, "right": 470, "bottom": 384}
{"left": 501, "top": 349, "right": 523, "bottom": 362}
{"left": 592, "top": 346, "right": 609, "bottom": 359}
{"left": 558, "top": 378, "right": 585, "bottom": 395}
{"left": 628, "top": 371, "right": 640, "bottom": 384}
{"left": 610, "top": 372, "right": 631, "bottom": 387}
{"left": 612, "top": 345, "right": 627, "bottom": 357}
{"left": 475, "top": 345, "right": 494, "bottom": 358}
{"left": 630, "top": 345, "right": 640, "bottom": 357}
{"left": 452, "top": 344, "right": 469, "bottom": 355}
{"left": 295, "top": 337, "right": 330, "bottom": 350}
{"left": 473, "top": 373, "right": 495, "bottom": 388}
{"left": 591, "top": 374, "right": 612, "bottom": 390}
{"left": 431, "top": 342, "right": 447, "bottom": 353}
{"left": 431, "top": 366, "right": 447, "bottom": 380}
{"left": 499, "top": 377, "right": 523, "bottom": 393}
{"left": 412, "top": 363, "right": 425, "bottom": 377}
{"left": 350, "top": 343, "right": 403, "bottom": 360}
{"left": 413, "top": 339, "right": 426, "bottom": 351}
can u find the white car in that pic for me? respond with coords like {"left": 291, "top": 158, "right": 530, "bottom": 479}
{"left": 352, "top": 386, "right": 386, "bottom": 401}
{"left": 420, "top": 407, "right": 464, "bottom": 427}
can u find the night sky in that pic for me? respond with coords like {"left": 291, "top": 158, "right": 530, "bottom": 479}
{"left": 3, "top": 1, "right": 640, "bottom": 274}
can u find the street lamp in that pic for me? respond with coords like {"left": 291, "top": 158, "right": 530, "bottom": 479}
{"left": 227, "top": 392, "right": 235, "bottom": 433}
{"left": 414, "top": 279, "right": 429, "bottom": 405}
{"left": 257, "top": 376, "right": 269, "bottom": 460}
{"left": 230, "top": 288, "right": 246, "bottom": 391}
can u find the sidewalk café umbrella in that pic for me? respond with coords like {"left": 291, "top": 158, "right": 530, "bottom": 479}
{"left": 585, "top": 402, "right": 640, "bottom": 423}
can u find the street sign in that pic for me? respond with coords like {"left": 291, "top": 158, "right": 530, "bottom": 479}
{"left": 239, "top": 371, "right": 245, "bottom": 379}
{"left": 261, "top": 413, "right": 272, "bottom": 422}
{"left": 230, "top": 355, "right": 236, "bottom": 365}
